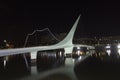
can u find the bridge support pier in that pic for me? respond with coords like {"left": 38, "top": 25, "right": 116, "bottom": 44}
{"left": 30, "top": 51, "right": 38, "bottom": 74}
{"left": 64, "top": 47, "right": 74, "bottom": 66}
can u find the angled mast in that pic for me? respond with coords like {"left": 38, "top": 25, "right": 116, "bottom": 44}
{"left": 55, "top": 15, "right": 81, "bottom": 47}
{"left": 0, "top": 15, "right": 81, "bottom": 57}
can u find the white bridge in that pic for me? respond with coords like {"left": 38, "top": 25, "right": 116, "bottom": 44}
{"left": 0, "top": 15, "right": 94, "bottom": 74}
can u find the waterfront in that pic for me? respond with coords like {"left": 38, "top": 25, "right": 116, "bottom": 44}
{"left": 0, "top": 48, "right": 120, "bottom": 80}
{"left": 75, "top": 54, "right": 120, "bottom": 80}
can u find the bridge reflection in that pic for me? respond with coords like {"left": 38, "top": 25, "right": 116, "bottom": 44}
{"left": 37, "top": 49, "right": 65, "bottom": 72}
{"left": 1, "top": 46, "right": 120, "bottom": 80}
{"left": 0, "top": 47, "right": 90, "bottom": 80}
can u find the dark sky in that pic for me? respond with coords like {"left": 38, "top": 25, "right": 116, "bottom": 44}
{"left": 0, "top": 1, "right": 120, "bottom": 44}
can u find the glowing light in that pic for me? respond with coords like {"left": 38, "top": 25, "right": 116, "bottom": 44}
{"left": 118, "top": 49, "right": 120, "bottom": 55}
{"left": 78, "top": 56, "right": 82, "bottom": 60}
{"left": 59, "top": 51, "right": 62, "bottom": 57}
{"left": 4, "top": 40, "right": 7, "bottom": 43}
{"left": 4, "top": 59, "right": 6, "bottom": 67}
{"left": 30, "top": 52, "right": 37, "bottom": 59}
{"left": 77, "top": 47, "right": 80, "bottom": 49}
{"left": 106, "top": 49, "right": 111, "bottom": 56}
{"left": 105, "top": 44, "right": 111, "bottom": 49}
{"left": 72, "top": 59, "right": 75, "bottom": 63}
{"left": 80, "top": 51, "right": 84, "bottom": 55}
{"left": 87, "top": 47, "right": 89, "bottom": 50}
{"left": 117, "top": 44, "right": 120, "bottom": 48}
{"left": 77, "top": 50, "right": 80, "bottom": 55}
{"left": 6, "top": 43, "right": 9, "bottom": 47}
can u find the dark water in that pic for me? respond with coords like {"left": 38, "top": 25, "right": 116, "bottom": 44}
{"left": 0, "top": 51, "right": 65, "bottom": 80}
{"left": 74, "top": 53, "right": 120, "bottom": 80}
{"left": 1, "top": 49, "right": 120, "bottom": 80}
{"left": 0, "top": 55, "right": 30, "bottom": 80}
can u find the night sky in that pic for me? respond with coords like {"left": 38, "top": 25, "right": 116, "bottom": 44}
{"left": 0, "top": 1, "right": 120, "bottom": 44}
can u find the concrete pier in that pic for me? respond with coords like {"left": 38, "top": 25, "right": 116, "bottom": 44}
{"left": 30, "top": 51, "right": 37, "bottom": 74}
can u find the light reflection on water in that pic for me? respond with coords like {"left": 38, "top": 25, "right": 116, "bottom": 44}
{"left": 0, "top": 49, "right": 66, "bottom": 80}
{"left": 1, "top": 47, "right": 120, "bottom": 80}
{"left": 74, "top": 53, "right": 120, "bottom": 80}
{"left": 0, "top": 47, "right": 89, "bottom": 80}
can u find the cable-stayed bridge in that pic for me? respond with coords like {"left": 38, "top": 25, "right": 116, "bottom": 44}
{"left": 24, "top": 28, "right": 60, "bottom": 47}
{"left": 0, "top": 15, "right": 94, "bottom": 74}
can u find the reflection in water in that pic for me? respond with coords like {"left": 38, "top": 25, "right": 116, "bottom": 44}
{"left": 0, "top": 47, "right": 91, "bottom": 80}
{"left": 118, "top": 49, "right": 120, "bottom": 55}
{"left": 74, "top": 45, "right": 120, "bottom": 80}
{"left": 118, "top": 44, "right": 120, "bottom": 55}
{"left": 2, "top": 46, "right": 120, "bottom": 80}
{"left": 106, "top": 49, "right": 111, "bottom": 56}
{"left": 74, "top": 54, "right": 120, "bottom": 80}
{"left": 37, "top": 49, "right": 65, "bottom": 72}
{"left": 0, "top": 55, "right": 30, "bottom": 80}
{"left": 0, "top": 49, "right": 66, "bottom": 80}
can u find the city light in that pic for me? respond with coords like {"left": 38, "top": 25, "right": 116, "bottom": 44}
{"left": 77, "top": 50, "right": 80, "bottom": 55}
{"left": 117, "top": 44, "right": 120, "bottom": 49}
{"left": 105, "top": 44, "right": 111, "bottom": 49}
{"left": 77, "top": 47, "right": 80, "bottom": 49}
{"left": 117, "top": 44, "right": 120, "bottom": 55}
{"left": 118, "top": 49, "right": 120, "bottom": 55}
{"left": 106, "top": 49, "right": 111, "bottom": 56}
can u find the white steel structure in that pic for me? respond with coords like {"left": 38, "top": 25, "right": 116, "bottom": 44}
{"left": 0, "top": 15, "right": 94, "bottom": 60}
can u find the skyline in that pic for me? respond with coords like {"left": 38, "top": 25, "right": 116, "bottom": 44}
{"left": 0, "top": 1, "right": 120, "bottom": 44}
